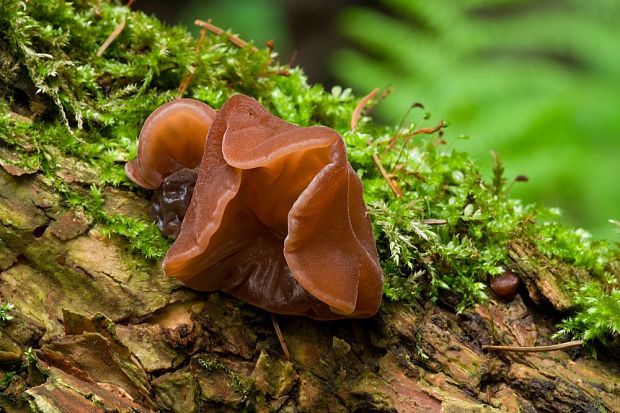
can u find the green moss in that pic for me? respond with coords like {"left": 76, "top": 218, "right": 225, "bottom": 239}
{"left": 533, "top": 208, "right": 617, "bottom": 279}
{"left": 0, "top": 302, "right": 14, "bottom": 323}
{"left": 0, "top": 372, "right": 16, "bottom": 391}
{"left": 0, "top": 0, "right": 618, "bottom": 347}
{"left": 554, "top": 283, "right": 620, "bottom": 347}
{"left": 346, "top": 131, "right": 537, "bottom": 312}
{"left": 195, "top": 357, "right": 256, "bottom": 402}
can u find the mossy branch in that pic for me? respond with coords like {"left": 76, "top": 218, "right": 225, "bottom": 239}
{"left": 0, "top": 0, "right": 618, "bottom": 349}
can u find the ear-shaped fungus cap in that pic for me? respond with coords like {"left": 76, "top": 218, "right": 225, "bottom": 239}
{"left": 163, "top": 95, "right": 383, "bottom": 319}
{"left": 125, "top": 98, "right": 216, "bottom": 189}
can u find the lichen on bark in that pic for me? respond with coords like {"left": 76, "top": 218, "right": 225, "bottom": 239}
{"left": 1, "top": 0, "right": 619, "bottom": 411}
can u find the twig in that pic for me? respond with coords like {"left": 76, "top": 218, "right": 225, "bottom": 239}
{"left": 387, "top": 119, "right": 445, "bottom": 177}
{"left": 385, "top": 119, "right": 445, "bottom": 155}
{"left": 379, "top": 101, "right": 424, "bottom": 154}
{"left": 482, "top": 340, "right": 583, "bottom": 353}
{"left": 177, "top": 74, "right": 192, "bottom": 99}
{"left": 372, "top": 153, "right": 403, "bottom": 198}
{"left": 354, "top": 87, "right": 402, "bottom": 198}
{"left": 423, "top": 219, "right": 447, "bottom": 225}
{"left": 271, "top": 313, "right": 290, "bottom": 361}
{"left": 177, "top": 25, "right": 209, "bottom": 98}
{"left": 195, "top": 26, "right": 208, "bottom": 52}
{"left": 97, "top": 19, "right": 126, "bottom": 57}
{"left": 96, "top": 0, "right": 136, "bottom": 57}
{"left": 194, "top": 19, "right": 258, "bottom": 52}
{"left": 523, "top": 210, "right": 538, "bottom": 225}
{"left": 351, "top": 88, "right": 380, "bottom": 130}
{"left": 256, "top": 41, "right": 291, "bottom": 78}
{"left": 179, "top": 19, "right": 261, "bottom": 95}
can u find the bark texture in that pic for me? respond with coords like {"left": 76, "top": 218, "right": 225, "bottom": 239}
{"left": 0, "top": 166, "right": 619, "bottom": 412}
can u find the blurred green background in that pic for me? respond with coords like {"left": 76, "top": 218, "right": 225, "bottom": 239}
{"left": 136, "top": 0, "right": 620, "bottom": 241}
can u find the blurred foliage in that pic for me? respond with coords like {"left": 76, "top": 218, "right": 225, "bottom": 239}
{"left": 332, "top": 0, "right": 620, "bottom": 240}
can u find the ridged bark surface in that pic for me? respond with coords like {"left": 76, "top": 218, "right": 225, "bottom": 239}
{"left": 0, "top": 165, "right": 618, "bottom": 412}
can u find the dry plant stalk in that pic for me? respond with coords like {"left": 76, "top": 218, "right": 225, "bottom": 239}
{"left": 351, "top": 88, "right": 380, "bottom": 129}
{"left": 482, "top": 340, "right": 584, "bottom": 353}
{"left": 271, "top": 314, "right": 290, "bottom": 361}
{"left": 194, "top": 19, "right": 258, "bottom": 52}
{"left": 372, "top": 153, "right": 403, "bottom": 198}
{"left": 96, "top": 0, "right": 135, "bottom": 57}
{"left": 177, "top": 25, "right": 208, "bottom": 97}
{"left": 350, "top": 87, "right": 403, "bottom": 198}
{"left": 384, "top": 119, "right": 446, "bottom": 155}
{"left": 178, "top": 19, "right": 259, "bottom": 97}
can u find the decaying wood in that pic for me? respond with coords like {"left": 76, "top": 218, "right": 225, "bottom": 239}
{"left": 0, "top": 164, "right": 619, "bottom": 412}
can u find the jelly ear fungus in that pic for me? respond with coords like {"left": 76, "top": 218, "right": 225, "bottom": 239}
{"left": 127, "top": 95, "right": 384, "bottom": 320}
{"left": 125, "top": 98, "right": 216, "bottom": 189}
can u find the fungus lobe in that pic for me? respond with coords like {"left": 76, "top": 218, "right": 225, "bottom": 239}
{"left": 127, "top": 95, "right": 383, "bottom": 320}
{"left": 125, "top": 98, "right": 216, "bottom": 189}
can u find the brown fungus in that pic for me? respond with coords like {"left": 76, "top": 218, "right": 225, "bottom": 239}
{"left": 125, "top": 98, "right": 216, "bottom": 189}
{"left": 150, "top": 167, "right": 199, "bottom": 238}
{"left": 128, "top": 95, "right": 383, "bottom": 320}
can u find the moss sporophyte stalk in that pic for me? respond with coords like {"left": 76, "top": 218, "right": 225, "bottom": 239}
{"left": 0, "top": 0, "right": 618, "bottom": 346}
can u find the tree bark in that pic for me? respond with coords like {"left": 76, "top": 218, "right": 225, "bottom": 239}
{"left": 0, "top": 166, "right": 619, "bottom": 412}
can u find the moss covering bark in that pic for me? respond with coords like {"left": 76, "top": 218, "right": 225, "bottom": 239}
{"left": 0, "top": 0, "right": 619, "bottom": 411}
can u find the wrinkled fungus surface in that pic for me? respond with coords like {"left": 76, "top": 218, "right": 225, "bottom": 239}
{"left": 127, "top": 94, "right": 383, "bottom": 319}
{"left": 150, "top": 167, "right": 199, "bottom": 239}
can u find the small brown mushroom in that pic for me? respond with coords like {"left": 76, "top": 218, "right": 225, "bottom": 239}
{"left": 490, "top": 270, "right": 520, "bottom": 301}
{"left": 125, "top": 98, "right": 216, "bottom": 189}
{"left": 128, "top": 94, "right": 383, "bottom": 319}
